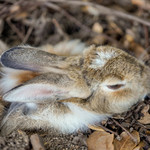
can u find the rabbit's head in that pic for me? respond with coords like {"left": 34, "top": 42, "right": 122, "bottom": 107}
{"left": 1, "top": 45, "right": 150, "bottom": 115}
{"left": 81, "top": 46, "right": 150, "bottom": 114}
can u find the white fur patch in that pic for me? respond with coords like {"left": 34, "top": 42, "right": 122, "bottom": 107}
{"left": 0, "top": 67, "right": 22, "bottom": 93}
{"left": 30, "top": 103, "right": 109, "bottom": 133}
{"left": 90, "top": 48, "right": 118, "bottom": 69}
{"left": 26, "top": 103, "right": 37, "bottom": 110}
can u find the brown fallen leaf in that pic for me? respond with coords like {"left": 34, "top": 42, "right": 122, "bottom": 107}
{"left": 88, "top": 125, "right": 105, "bottom": 132}
{"left": 123, "top": 34, "right": 148, "bottom": 61}
{"left": 138, "top": 105, "right": 150, "bottom": 124}
{"left": 15, "top": 12, "right": 28, "bottom": 20}
{"left": 109, "top": 22, "right": 123, "bottom": 35}
{"left": 130, "top": 42, "right": 146, "bottom": 60}
{"left": 10, "top": 5, "right": 20, "bottom": 13}
{"left": 87, "top": 131, "right": 114, "bottom": 150}
{"left": 131, "top": 0, "right": 150, "bottom": 10}
{"left": 133, "top": 141, "right": 145, "bottom": 150}
{"left": 114, "top": 131, "right": 140, "bottom": 150}
{"left": 92, "top": 22, "right": 103, "bottom": 34}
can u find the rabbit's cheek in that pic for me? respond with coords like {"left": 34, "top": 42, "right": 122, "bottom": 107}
{"left": 102, "top": 90, "right": 141, "bottom": 113}
{"left": 110, "top": 89, "right": 132, "bottom": 98}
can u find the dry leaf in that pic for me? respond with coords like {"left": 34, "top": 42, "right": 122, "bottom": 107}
{"left": 131, "top": 0, "right": 150, "bottom": 10}
{"left": 133, "top": 141, "right": 145, "bottom": 150}
{"left": 114, "top": 131, "right": 140, "bottom": 150}
{"left": 125, "top": 34, "right": 134, "bottom": 42}
{"left": 15, "top": 12, "right": 28, "bottom": 19}
{"left": 109, "top": 22, "right": 123, "bottom": 34}
{"left": 88, "top": 125, "right": 105, "bottom": 132}
{"left": 87, "top": 131, "right": 114, "bottom": 150}
{"left": 92, "top": 22, "right": 103, "bottom": 33}
{"left": 124, "top": 35, "right": 148, "bottom": 60}
{"left": 138, "top": 105, "right": 150, "bottom": 124}
{"left": 10, "top": 5, "right": 20, "bottom": 13}
{"left": 130, "top": 42, "right": 147, "bottom": 60}
{"left": 90, "top": 35, "right": 106, "bottom": 45}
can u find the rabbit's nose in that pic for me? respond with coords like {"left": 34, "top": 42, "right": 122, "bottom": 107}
{"left": 144, "top": 94, "right": 150, "bottom": 100}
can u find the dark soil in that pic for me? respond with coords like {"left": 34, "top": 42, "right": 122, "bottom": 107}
{"left": 0, "top": 130, "right": 88, "bottom": 150}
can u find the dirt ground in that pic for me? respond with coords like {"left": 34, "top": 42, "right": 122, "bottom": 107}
{"left": 0, "top": 0, "right": 150, "bottom": 149}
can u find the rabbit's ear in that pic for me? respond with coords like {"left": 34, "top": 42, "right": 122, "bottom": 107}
{"left": 3, "top": 73, "right": 91, "bottom": 103}
{"left": 1, "top": 46, "right": 68, "bottom": 72}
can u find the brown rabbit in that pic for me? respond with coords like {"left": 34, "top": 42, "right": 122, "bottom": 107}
{"left": 0, "top": 44, "right": 150, "bottom": 136}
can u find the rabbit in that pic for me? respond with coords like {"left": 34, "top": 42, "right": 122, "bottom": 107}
{"left": 0, "top": 44, "right": 150, "bottom": 136}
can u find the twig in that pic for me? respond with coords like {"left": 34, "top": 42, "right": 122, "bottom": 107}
{"left": 22, "top": 25, "right": 33, "bottom": 44}
{"left": 44, "top": 2, "right": 90, "bottom": 32}
{"left": 88, "top": 124, "right": 121, "bottom": 140}
{"left": 112, "top": 119, "right": 138, "bottom": 144}
{"left": 30, "top": 134, "right": 45, "bottom": 150}
{"left": 48, "top": 0, "right": 150, "bottom": 27}
{"left": 43, "top": 1, "right": 60, "bottom": 11}
{"left": 6, "top": 18, "right": 24, "bottom": 41}
{"left": 52, "top": 18, "right": 68, "bottom": 39}
{"left": 98, "top": 124, "right": 120, "bottom": 139}
{"left": 143, "top": 25, "right": 149, "bottom": 48}
{"left": 136, "top": 121, "right": 147, "bottom": 128}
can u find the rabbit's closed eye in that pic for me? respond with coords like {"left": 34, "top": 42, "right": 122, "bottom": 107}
{"left": 101, "top": 77, "right": 126, "bottom": 91}
{"left": 106, "top": 84, "right": 125, "bottom": 90}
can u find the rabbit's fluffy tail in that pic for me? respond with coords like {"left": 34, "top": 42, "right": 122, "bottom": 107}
{"left": 41, "top": 39, "right": 86, "bottom": 56}
{"left": 0, "top": 67, "right": 39, "bottom": 94}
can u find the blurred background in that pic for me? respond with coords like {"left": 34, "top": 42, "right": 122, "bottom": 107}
{"left": 0, "top": 0, "right": 150, "bottom": 59}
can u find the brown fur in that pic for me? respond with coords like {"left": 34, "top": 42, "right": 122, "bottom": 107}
{"left": 15, "top": 71, "right": 40, "bottom": 85}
